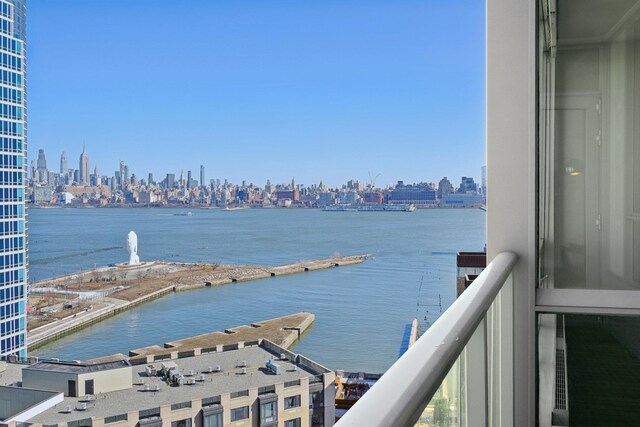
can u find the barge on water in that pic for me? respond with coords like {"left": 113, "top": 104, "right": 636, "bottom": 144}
{"left": 324, "top": 203, "right": 416, "bottom": 212}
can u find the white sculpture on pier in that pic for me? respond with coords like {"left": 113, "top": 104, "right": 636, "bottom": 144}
{"left": 126, "top": 231, "right": 140, "bottom": 265}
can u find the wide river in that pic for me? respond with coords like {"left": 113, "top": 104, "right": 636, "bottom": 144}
{"left": 28, "top": 207, "right": 485, "bottom": 372}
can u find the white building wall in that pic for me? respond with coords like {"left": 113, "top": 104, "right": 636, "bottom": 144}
{"left": 487, "top": 0, "right": 536, "bottom": 425}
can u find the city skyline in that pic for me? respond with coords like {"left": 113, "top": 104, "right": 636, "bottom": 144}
{"left": 27, "top": 0, "right": 485, "bottom": 187}
{"left": 30, "top": 144, "right": 485, "bottom": 189}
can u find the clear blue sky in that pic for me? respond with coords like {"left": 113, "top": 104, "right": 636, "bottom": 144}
{"left": 27, "top": 0, "right": 485, "bottom": 188}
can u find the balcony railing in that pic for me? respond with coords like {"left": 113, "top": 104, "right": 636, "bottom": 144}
{"left": 336, "top": 251, "right": 518, "bottom": 427}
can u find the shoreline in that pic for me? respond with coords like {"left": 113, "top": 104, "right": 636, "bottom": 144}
{"left": 28, "top": 255, "right": 369, "bottom": 351}
{"left": 27, "top": 204, "right": 485, "bottom": 210}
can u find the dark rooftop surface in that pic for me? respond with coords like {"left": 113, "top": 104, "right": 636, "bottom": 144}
{"left": 456, "top": 252, "right": 486, "bottom": 268}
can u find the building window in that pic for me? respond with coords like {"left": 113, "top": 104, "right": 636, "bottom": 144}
{"left": 230, "top": 406, "right": 249, "bottom": 421}
{"left": 284, "top": 419, "right": 301, "bottom": 427}
{"left": 139, "top": 407, "right": 161, "bottom": 419}
{"left": 202, "top": 395, "right": 221, "bottom": 407}
{"left": 284, "top": 395, "right": 301, "bottom": 409}
{"left": 104, "top": 414, "right": 128, "bottom": 423}
{"left": 258, "top": 384, "right": 275, "bottom": 395}
{"left": 284, "top": 379, "right": 300, "bottom": 388}
{"left": 230, "top": 389, "right": 249, "bottom": 398}
{"left": 538, "top": 0, "right": 640, "bottom": 291}
{"left": 203, "top": 412, "right": 222, "bottom": 427}
{"left": 171, "top": 401, "right": 192, "bottom": 411}
{"left": 260, "top": 400, "right": 277, "bottom": 424}
{"left": 171, "top": 420, "right": 192, "bottom": 427}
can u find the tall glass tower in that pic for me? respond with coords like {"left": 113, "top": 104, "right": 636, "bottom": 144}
{"left": 0, "top": 0, "right": 27, "bottom": 358}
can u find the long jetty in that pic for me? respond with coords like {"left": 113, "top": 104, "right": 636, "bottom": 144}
{"left": 28, "top": 254, "right": 369, "bottom": 351}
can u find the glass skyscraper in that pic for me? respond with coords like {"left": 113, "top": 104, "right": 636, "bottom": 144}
{"left": 0, "top": 0, "right": 27, "bottom": 359}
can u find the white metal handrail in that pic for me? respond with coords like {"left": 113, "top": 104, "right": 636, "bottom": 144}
{"left": 336, "top": 251, "right": 518, "bottom": 427}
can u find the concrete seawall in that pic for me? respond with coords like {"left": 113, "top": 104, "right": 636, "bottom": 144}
{"left": 28, "top": 254, "right": 369, "bottom": 351}
{"left": 29, "top": 285, "right": 176, "bottom": 350}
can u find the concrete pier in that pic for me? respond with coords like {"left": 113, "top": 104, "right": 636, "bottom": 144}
{"left": 28, "top": 255, "right": 368, "bottom": 351}
{"left": 85, "top": 312, "right": 315, "bottom": 365}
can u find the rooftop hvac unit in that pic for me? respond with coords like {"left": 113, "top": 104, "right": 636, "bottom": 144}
{"left": 198, "top": 374, "right": 205, "bottom": 382}
{"left": 62, "top": 405, "right": 72, "bottom": 413}
{"left": 237, "top": 360, "right": 247, "bottom": 368}
{"left": 76, "top": 402, "right": 87, "bottom": 411}
{"left": 186, "top": 378, "right": 196, "bottom": 385}
{"left": 145, "top": 365, "right": 157, "bottom": 376}
{"left": 72, "top": 360, "right": 82, "bottom": 364}
{"left": 187, "top": 369, "right": 194, "bottom": 376}
{"left": 214, "top": 365, "right": 221, "bottom": 372}
{"left": 292, "top": 365, "right": 297, "bottom": 372}
{"left": 265, "top": 360, "right": 281, "bottom": 375}
{"left": 280, "top": 353, "right": 287, "bottom": 360}
{"left": 240, "top": 368, "right": 247, "bottom": 375}
{"left": 51, "top": 357, "right": 60, "bottom": 362}
{"left": 154, "top": 384, "right": 160, "bottom": 392}
{"left": 144, "top": 384, "right": 150, "bottom": 392}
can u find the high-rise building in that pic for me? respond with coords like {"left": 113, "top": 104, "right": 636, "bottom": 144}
{"left": 481, "top": 165, "right": 487, "bottom": 198}
{"left": 187, "top": 170, "right": 192, "bottom": 189}
{"left": 200, "top": 165, "right": 205, "bottom": 188}
{"left": 35, "top": 149, "right": 47, "bottom": 184}
{"left": 78, "top": 145, "right": 89, "bottom": 185}
{"left": 59, "top": 150, "right": 67, "bottom": 175}
{"left": 166, "top": 173, "right": 175, "bottom": 189}
{"left": 0, "top": 0, "right": 27, "bottom": 358}
{"left": 457, "top": 176, "right": 477, "bottom": 193}
{"left": 437, "top": 177, "right": 453, "bottom": 199}
{"left": 90, "top": 166, "right": 99, "bottom": 186}
{"left": 123, "top": 165, "right": 129, "bottom": 187}
{"left": 119, "top": 161, "right": 125, "bottom": 189}
{"left": 148, "top": 173, "right": 153, "bottom": 186}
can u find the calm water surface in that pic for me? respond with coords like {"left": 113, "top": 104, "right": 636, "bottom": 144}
{"left": 29, "top": 208, "right": 485, "bottom": 372}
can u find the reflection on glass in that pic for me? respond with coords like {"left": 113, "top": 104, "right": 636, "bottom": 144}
{"left": 539, "top": 0, "right": 640, "bottom": 290}
{"left": 415, "top": 359, "right": 460, "bottom": 427}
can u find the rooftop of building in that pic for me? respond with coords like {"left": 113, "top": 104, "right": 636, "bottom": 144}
{"left": 456, "top": 251, "right": 487, "bottom": 268}
{"left": 22, "top": 342, "right": 324, "bottom": 424}
{"left": 25, "top": 359, "right": 130, "bottom": 374}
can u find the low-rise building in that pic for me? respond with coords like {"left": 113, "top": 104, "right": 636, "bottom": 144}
{"left": 0, "top": 340, "right": 335, "bottom": 427}
{"left": 440, "top": 193, "right": 483, "bottom": 208}
{"left": 455, "top": 251, "right": 486, "bottom": 296}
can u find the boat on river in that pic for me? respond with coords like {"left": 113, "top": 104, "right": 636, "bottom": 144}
{"left": 324, "top": 204, "right": 416, "bottom": 212}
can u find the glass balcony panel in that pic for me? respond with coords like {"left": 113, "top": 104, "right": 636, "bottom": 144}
{"left": 335, "top": 254, "right": 516, "bottom": 427}
{"left": 414, "top": 316, "right": 490, "bottom": 427}
{"left": 538, "top": 0, "right": 640, "bottom": 290}
{"left": 414, "top": 358, "right": 461, "bottom": 427}
{"left": 538, "top": 313, "right": 640, "bottom": 427}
